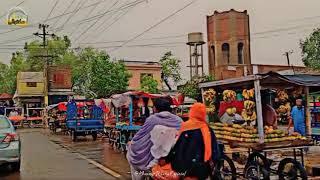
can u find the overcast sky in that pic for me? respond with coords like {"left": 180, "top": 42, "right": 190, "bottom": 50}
{"left": 0, "top": 0, "right": 319, "bottom": 80}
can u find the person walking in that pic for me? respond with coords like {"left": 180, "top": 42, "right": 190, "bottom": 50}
{"left": 166, "top": 103, "right": 220, "bottom": 180}
{"left": 127, "top": 98, "right": 182, "bottom": 180}
{"left": 288, "top": 99, "right": 306, "bottom": 136}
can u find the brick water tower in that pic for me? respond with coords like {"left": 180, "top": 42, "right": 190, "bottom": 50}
{"left": 207, "top": 9, "right": 251, "bottom": 79}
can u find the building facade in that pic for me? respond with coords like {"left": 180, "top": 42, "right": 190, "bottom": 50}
{"left": 14, "top": 72, "right": 45, "bottom": 110}
{"left": 207, "top": 9, "right": 251, "bottom": 77}
{"left": 48, "top": 66, "right": 73, "bottom": 104}
{"left": 207, "top": 9, "right": 305, "bottom": 80}
{"left": 123, "top": 61, "right": 162, "bottom": 90}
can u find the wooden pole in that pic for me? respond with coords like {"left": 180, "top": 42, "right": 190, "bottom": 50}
{"left": 254, "top": 78, "right": 264, "bottom": 143}
{"left": 129, "top": 97, "right": 133, "bottom": 127}
{"left": 304, "top": 86, "right": 311, "bottom": 137}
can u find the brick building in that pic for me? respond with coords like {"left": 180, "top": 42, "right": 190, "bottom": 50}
{"left": 123, "top": 61, "right": 162, "bottom": 90}
{"left": 207, "top": 9, "right": 305, "bottom": 80}
{"left": 48, "top": 66, "right": 73, "bottom": 104}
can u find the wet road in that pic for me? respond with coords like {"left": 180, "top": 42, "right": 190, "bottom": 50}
{"left": 0, "top": 129, "right": 129, "bottom": 180}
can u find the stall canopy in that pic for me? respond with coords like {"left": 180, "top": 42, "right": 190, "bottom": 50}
{"left": 0, "top": 93, "right": 13, "bottom": 100}
{"left": 199, "top": 72, "right": 320, "bottom": 89}
{"left": 111, "top": 91, "right": 170, "bottom": 108}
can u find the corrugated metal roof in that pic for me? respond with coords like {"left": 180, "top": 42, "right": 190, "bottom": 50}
{"left": 17, "top": 72, "right": 44, "bottom": 82}
{"left": 282, "top": 74, "right": 320, "bottom": 86}
{"left": 199, "top": 72, "right": 320, "bottom": 88}
{"left": 0, "top": 93, "right": 12, "bottom": 99}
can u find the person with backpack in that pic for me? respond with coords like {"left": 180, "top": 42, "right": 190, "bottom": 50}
{"left": 152, "top": 103, "right": 220, "bottom": 180}
{"left": 127, "top": 98, "right": 182, "bottom": 180}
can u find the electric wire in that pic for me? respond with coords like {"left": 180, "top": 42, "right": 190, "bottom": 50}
{"left": 0, "top": 0, "right": 25, "bottom": 19}
{"left": 51, "top": 0, "right": 76, "bottom": 28}
{"left": 111, "top": 0, "right": 197, "bottom": 52}
{"left": 69, "top": 0, "right": 105, "bottom": 37}
{"left": 80, "top": 0, "right": 130, "bottom": 41}
{"left": 57, "top": 0, "right": 87, "bottom": 31}
{"left": 44, "top": 0, "right": 59, "bottom": 22}
{"left": 0, "top": 0, "right": 145, "bottom": 36}
{"left": 72, "top": 0, "right": 121, "bottom": 44}
{"left": 86, "top": 0, "right": 134, "bottom": 41}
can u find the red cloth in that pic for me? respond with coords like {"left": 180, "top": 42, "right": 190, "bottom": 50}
{"left": 58, "top": 102, "right": 67, "bottom": 111}
{"left": 27, "top": 117, "right": 42, "bottom": 121}
{"left": 218, "top": 101, "right": 244, "bottom": 117}
{"left": 9, "top": 116, "right": 25, "bottom": 122}
{"left": 99, "top": 101, "right": 110, "bottom": 113}
{"left": 171, "top": 94, "right": 185, "bottom": 106}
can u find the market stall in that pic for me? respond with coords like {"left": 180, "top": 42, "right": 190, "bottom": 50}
{"left": 25, "top": 107, "right": 44, "bottom": 128}
{"left": 6, "top": 107, "right": 25, "bottom": 128}
{"left": 172, "top": 95, "right": 195, "bottom": 122}
{"left": 108, "top": 91, "right": 172, "bottom": 152}
{"left": 200, "top": 72, "right": 318, "bottom": 180}
{"left": 45, "top": 102, "right": 67, "bottom": 133}
{"left": 309, "top": 91, "right": 320, "bottom": 144}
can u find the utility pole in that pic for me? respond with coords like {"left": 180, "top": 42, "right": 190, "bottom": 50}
{"left": 33, "top": 24, "right": 55, "bottom": 106}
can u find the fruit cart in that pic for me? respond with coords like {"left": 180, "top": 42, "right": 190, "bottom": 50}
{"left": 200, "top": 72, "right": 318, "bottom": 180}
{"left": 109, "top": 91, "right": 172, "bottom": 152}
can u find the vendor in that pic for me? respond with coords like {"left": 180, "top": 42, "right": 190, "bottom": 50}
{"left": 31, "top": 110, "right": 39, "bottom": 117}
{"left": 288, "top": 99, "right": 306, "bottom": 136}
{"left": 9, "top": 109, "right": 18, "bottom": 117}
{"left": 220, "top": 107, "right": 243, "bottom": 124}
{"left": 262, "top": 101, "right": 278, "bottom": 129}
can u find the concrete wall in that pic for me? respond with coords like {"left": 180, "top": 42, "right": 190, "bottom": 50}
{"left": 126, "top": 65, "right": 162, "bottom": 90}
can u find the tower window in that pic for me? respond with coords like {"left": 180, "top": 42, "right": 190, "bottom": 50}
{"left": 238, "top": 43, "right": 244, "bottom": 64}
{"left": 222, "top": 43, "right": 230, "bottom": 64}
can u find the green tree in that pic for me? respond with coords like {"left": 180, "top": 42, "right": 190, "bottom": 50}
{"left": 25, "top": 35, "right": 73, "bottom": 71}
{"left": 300, "top": 28, "right": 320, "bottom": 69}
{"left": 140, "top": 75, "right": 159, "bottom": 94}
{"left": 73, "top": 48, "right": 131, "bottom": 98}
{"left": 0, "top": 52, "right": 28, "bottom": 94}
{"left": 178, "top": 75, "right": 214, "bottom": 102}
{"left": 0, "top": 62, "right": 10, "bottom": 93}
{"left": 2, "top": 36, "right": 131, "bottom": 98}
{"left": 159, "top": 51, "right": 181, "bottom": 90}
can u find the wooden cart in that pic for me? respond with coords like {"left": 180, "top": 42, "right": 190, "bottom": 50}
{"left": 199, "top": 72, "right": 320, "bottom": 179}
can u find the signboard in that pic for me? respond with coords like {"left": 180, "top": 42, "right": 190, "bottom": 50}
{"left": 6, "top": 7, "right": 28, "bottom": 26}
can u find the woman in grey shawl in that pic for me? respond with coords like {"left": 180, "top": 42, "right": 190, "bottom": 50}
{"left": 126, "top": 98, "right": 182, "bottom": 180}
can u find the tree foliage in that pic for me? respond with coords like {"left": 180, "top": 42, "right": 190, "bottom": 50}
{"left": 140, "top": 75, "right": 159, "bottom": 94}
{"left": 73, "top": 48, "right": 131, "bottom": 98}
{"left": 300, "top": 28, "right": 320, "bottom": 69}
{"left": 0, "top": 36, "right": 131, "bottom": 98}
{"left": 0, "top": 52, "right": 28, "bottom": 94}
{"left": 178, "top": 75, "right": 214, "bottom": 102}
{"left": 159, "top": 51, "right": 181, "bottom": 90}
